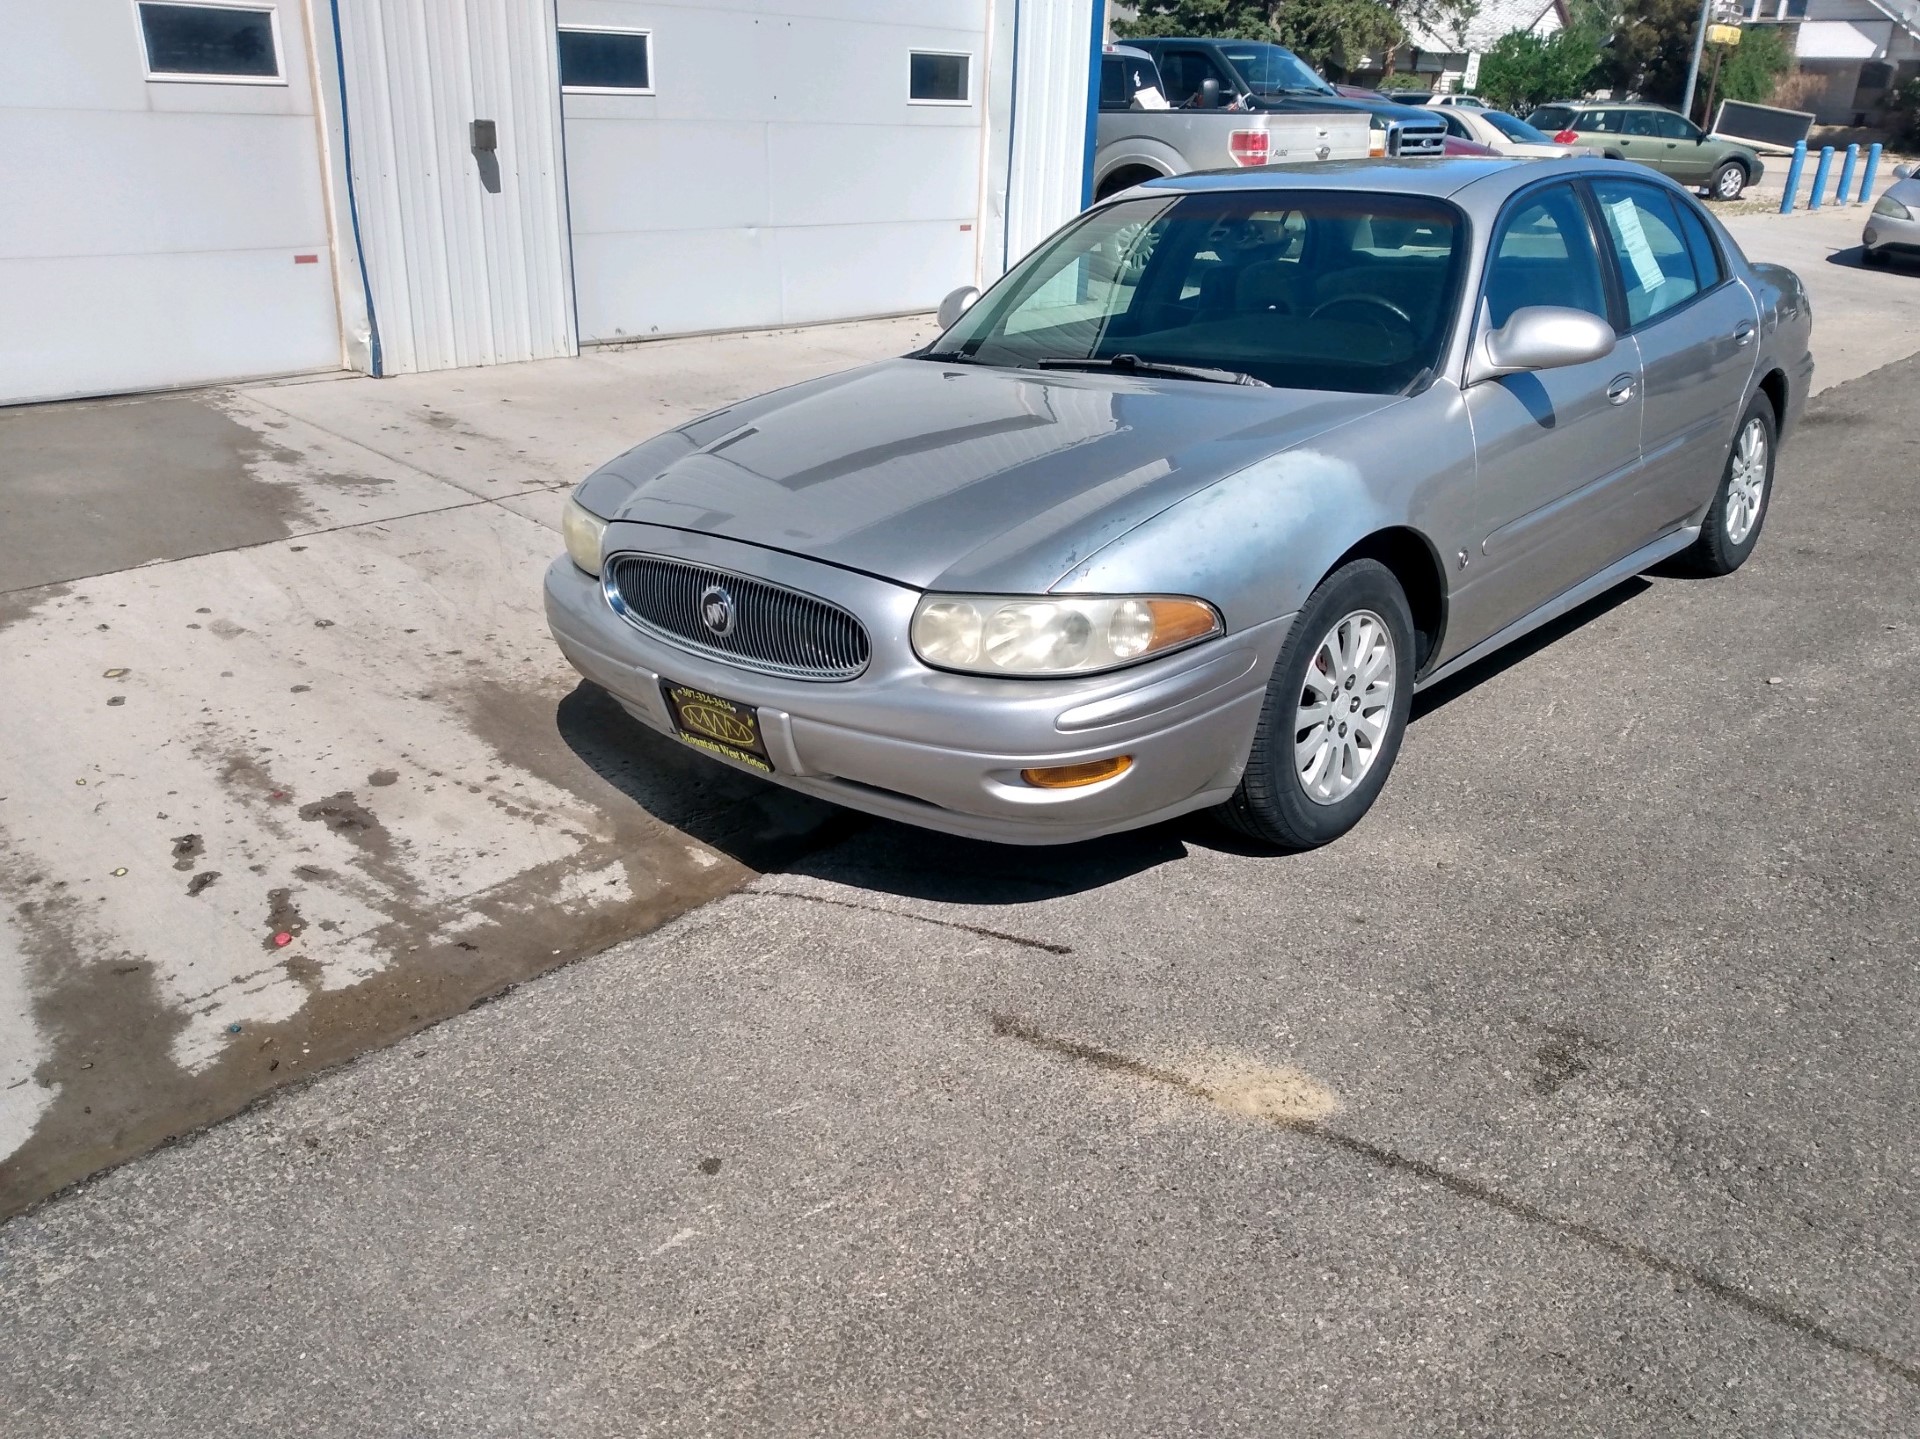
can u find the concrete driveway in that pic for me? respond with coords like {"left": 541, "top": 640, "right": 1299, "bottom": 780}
{"left": 3, "top": 203, "right": 1920, "bottom": 1433}
{"left": 1, "top": 319, "right": 930, "bottom": 1214}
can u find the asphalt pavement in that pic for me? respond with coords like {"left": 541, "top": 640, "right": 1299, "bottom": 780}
{"left": 4, "top": 209, "right": 1920, "bottom": 1434}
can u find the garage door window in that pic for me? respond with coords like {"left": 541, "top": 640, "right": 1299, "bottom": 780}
{"left": 910, "top": 52, "right": 971, "bottom": 105}
{"left": 137, "top": 2, "right": 282, "bottom": 84}
{"left": 558, "top": 28, "right": 653, "bottom": 94}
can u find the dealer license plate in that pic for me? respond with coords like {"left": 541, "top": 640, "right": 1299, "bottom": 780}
{"left": 660, "top": 681, "right": 773, "bottom": 773}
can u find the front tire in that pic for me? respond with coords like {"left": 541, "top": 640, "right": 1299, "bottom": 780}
{"left": 1711, "top": 161, "right": 1747, "bottom": 201}
{"left": 1217, "top": 559, "right": 1414, "bottom": 851}
{"left": 1684, "top": 393, "right": 1775, "bottom": 576}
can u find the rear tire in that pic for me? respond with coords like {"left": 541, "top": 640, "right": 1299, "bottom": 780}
{"left": 1684, "top": 393, "right": 1775, "bottom": 576}
{"left": 1216, "top": 560, "right": 1415, "bottom": 852}
{"left": 1710, "top": 161, "right": 1747, "bottom": 201}
{"left": 1863, "top": 245, "right": 1892, "bottom": 267}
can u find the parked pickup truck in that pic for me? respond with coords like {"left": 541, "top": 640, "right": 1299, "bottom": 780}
{"left": 1096, "top": 45, "right": 1372, "bottom": 199}
{"left": 1105, "top": 38, "right": 1448, "bottom": 189}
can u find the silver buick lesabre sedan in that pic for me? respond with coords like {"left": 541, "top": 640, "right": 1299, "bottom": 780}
{"left": 547, "top": 158, "right": 1812, "bottom": 850}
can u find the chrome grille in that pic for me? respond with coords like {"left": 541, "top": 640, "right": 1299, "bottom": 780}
{"left": 602, "top": 552, "right": 871, "bottom": 681}
{"left": 1390, "top": 124, "right": 1446, "bottom": 158}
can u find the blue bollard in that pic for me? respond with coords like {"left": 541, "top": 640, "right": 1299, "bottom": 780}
{"left": 1859, "top": 141, "right": 1882, "bottom": 204}
{"left": 1780, "top": 140, "right": 1807, "bottom": 213}
{"left": 1809, "top": 145, "right": 1835, "bottom": 209}
{"left": 1838, "top": 143, "right": 1859, "bottom": 206}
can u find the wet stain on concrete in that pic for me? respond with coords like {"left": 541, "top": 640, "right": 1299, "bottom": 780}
{"left": 1, "top": 677, "right": 856, "bottom": 1221}
{"left": 170, "top": 834, "right": 204, "bottom": 872}
{"left": 263, "top": 888, "right": 306, "bottom": 950}
{"left": 367, "top": 769, "right": 399, "bottom": 788}
{"left": 0, "top": 844, "right": 193, "bottom": 1222}
{"left": 0, "top": 394, "right": 344, "bottom": 592}
{"left": 185, "top": 872, "right": 219, "bottom": 898}
{"left": 0, "top": 582, "right": 73, "bottom": 634}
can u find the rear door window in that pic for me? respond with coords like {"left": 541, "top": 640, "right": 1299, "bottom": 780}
{"left": 1591, "top": 179, "right": 1702, "bottom": 327}
{"left": 1671, "top": 197, "right": 1725, "bottom": 288}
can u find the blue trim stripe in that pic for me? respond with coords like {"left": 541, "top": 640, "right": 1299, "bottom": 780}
{"left": 1081, "top": 1, "right": 1104, "bottom": 210}
{"left": 1002, "top": 0, "right": 1022, "bottom": 273}
{"left": 326, "top": 0, "right": 383, "bottom": 377}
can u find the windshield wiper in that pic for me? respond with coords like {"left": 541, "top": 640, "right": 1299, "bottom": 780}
{"left": 1033, "top": 354, "right": 1269, "bottom": 387}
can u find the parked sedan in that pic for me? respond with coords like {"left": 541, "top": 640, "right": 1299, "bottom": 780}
{"left": 1527, "top": 101, "right": 1763, "bottom": 199}
{"left": 1432, "top": 105, "right": 1591, "bottom": 158}
{"left": 1863, "top": 163, "right": 1920, "bottom": 266}
{"left": 547, "top": 159, "right": 1812, "bottom": 850}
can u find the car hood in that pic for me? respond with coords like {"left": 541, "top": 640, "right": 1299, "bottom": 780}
{"left": 580, "top": 358, "right": 1401, "bottom": 593}
{"left": 1881, "top": 176, "right": 1920, "bottom": 208}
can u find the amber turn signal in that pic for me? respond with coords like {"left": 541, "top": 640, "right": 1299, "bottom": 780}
{"left": 1021, "top": 756, "right": 1133, "bottom": 789}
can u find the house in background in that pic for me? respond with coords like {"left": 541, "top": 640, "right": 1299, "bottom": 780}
{"left": 1353, "top": 0, "right": 1569, "bottom": 95}
{"left": 1746, "top": 0, "right": 1920, "bottom": 124}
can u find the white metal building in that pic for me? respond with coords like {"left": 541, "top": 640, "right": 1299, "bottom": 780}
{"left": 0, "top": 0, "right": 1101, "bottom": 406}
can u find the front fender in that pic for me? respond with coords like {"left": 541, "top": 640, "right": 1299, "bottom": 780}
{"left": 1051, "top": 384, "right": 1476, "bottom": 638}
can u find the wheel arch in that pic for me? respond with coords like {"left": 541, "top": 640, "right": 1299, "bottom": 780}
{"left": 1327, "top": 526, "right": 1448, "bottom": 673}
{"left": 1094, "top": 160, "right": 1172, "bottom": 201}
{"left": 1756, "top": 365, "right": 1789, "bottom": 434}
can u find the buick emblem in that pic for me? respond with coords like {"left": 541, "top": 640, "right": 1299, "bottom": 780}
{"left": 699, "top": 585, "right": 737, "bottom": 638}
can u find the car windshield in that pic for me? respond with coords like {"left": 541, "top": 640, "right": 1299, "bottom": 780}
{"left": 1483, "top": 110, "right": 1551, "bottom": 143}
{"left": 924, "top": 190, "right": 1465, "bottom": 396}
{"left": 1217, "top": 43, "right": 1335, "bottom": 95}
{"left": 1527, "top": 105, "right": 1574, "bottom": 131}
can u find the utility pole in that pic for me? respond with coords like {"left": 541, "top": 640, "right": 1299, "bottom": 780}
{"left": 1680, "top": 0, "right": 1714, "bottom": 121}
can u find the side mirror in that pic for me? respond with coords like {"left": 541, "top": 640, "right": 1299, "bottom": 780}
{"left": 1199, "top": 77, "right": 1222, "bottom": 109}
{"left": 1468, "top": 305, "right": 1615, "bottom": 384}
{"left": 1896, "top": 163, "right": 1914, "bottom": 180}
{"left": 936, "top": 285, "right": 980, "bottom": 330}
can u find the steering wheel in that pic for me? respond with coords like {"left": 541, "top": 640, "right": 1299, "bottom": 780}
{"left": 1310, "top": 294, "right": 1413, "bottom": 328}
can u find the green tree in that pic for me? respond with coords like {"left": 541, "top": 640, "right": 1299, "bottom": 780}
{"left": 1116, "top": 0, "right": 1407, "bottom": 79}
{"left": 1274, "top": 0, "right": 1404, "bottom": 75}
{"left": 1473, "top": 26, "right": 1603, "bottom": 112}
{"left": 1115, "top": 0, "right": 1287, "bottom": 42}
{"left": 1598, "top": 0, "right": 1700, "bottom": 106}
{"left": 1712, "top": 27, "right": 1794, "bottom": 108}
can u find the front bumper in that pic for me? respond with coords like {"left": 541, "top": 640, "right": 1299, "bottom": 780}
{"left": 544, "top": 526, "right": 1292, "bottom": 845}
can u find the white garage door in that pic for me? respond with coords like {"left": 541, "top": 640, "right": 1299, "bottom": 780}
{"left": 0, "top": 0, "right": 341, "bottom": 405}
{"left": 558, "top": 0, "right": 988, "bottom": 343}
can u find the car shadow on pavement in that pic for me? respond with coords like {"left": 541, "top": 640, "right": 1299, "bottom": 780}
{"left": 1410, "top": 577, "right": 1650, "bottom": 722}
{"left": 556, "top": 681, "right": 1196, "bottom": 901}
{"left": 1826, "top": 245, "right": 1920, "bottom": 275}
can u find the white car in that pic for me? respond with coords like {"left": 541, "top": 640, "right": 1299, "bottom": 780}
{"left": 1430, "top": 105, "right": 1592, "bottom": 159}
{"left": 1862, "top": 163, "right": 1920, "bottom": 268}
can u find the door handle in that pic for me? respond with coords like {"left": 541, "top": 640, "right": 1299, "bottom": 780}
{"left": 1733, "top": 321, "right": 1756, "bottom": 346}
{"left": 1607, "top": 374, "right": 1636, "bottom": 404}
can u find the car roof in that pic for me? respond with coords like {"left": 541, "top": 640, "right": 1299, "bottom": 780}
{"left": 1555, "top": 99, "right": 1672, "bottom": 111}
{"left": 1136, "top": 155, "right": 1619, "bottom": 205}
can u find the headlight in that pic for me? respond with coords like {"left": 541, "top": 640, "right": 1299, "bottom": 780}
{"left": 561, "top": 495, "right": 608, "bottom": 576}
{"left": 910, "top": 594, "right": 1221, "bottom": 676}
{"left": 1874, "top": 194, "right": 1914, "bottom": 220}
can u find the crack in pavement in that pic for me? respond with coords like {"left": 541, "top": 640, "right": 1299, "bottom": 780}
{"left": 746, "top": 889, "right": 1073, "bottom": 955}
{"left": 988, "top": 1010, "right": 1920, "bottom": 1390}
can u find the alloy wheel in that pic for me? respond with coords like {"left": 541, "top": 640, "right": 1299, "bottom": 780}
{"left": 1294, "top": 609, "right": 1396, "bottom": 806}
{"left": 1726, "top": 416, "right": 1768, "bottom": 545}
{"left": 1716, "top": 166, "right": 1744, "bottom": 199}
